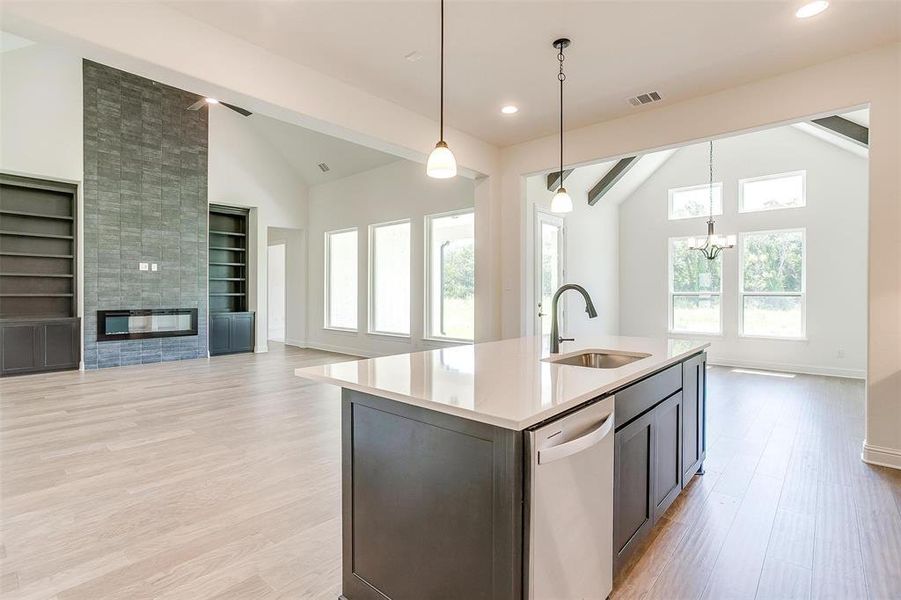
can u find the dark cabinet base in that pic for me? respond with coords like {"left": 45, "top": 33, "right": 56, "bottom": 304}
{"left": 0, "top": 318, "right": 80, "bottom": 376}
{"left": 209, "top": 312, "right": 254, "bottom": 356}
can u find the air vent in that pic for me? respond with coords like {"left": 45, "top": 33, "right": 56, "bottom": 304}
{"left": 627, "top": 91, "right": 662, "bottom": 107}
{"left": 317, "top": 162, "right": 330, "bottom": 173}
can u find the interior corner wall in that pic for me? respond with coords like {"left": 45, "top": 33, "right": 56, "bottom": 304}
{"left": 618, "top": 126, "right": 868, "bottom": 377}
{"left": 525, "top": 172, "right": 620, "bottom": 340}
{"left": 208, "top": 107, "right": 309, "bottom": 353}
{"left": 82, "top": 60, "right": 209, "bottom": 368}
{"left": 306, "top": 159, "right": 475, "bottom": 357}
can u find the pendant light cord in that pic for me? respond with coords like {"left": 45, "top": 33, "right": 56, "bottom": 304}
{"left": 558, "top": 45, "right": 566, "bottom": 186}
{"left": 708, "top": 140, "right": 714, "bottom": 224}
{"left": 439, "top": 0, "right": 445, "bottom": 142}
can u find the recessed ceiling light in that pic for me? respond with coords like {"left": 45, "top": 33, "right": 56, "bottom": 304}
{"left": 795, "top": 0, "right": 828, "bottom": 18}
{"left": 501, "top": 105, "right": 519, "bottom": 115}
{"left": 205, "top": 98, "right": 220, "bottom": 105}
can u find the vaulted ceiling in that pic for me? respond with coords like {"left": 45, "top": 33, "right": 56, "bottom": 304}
{"left": 168, "top": 1, "right": 899, "bottom": 146}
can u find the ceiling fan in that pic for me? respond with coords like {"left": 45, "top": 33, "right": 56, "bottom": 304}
{"left": 187, "top": 97, "right": 252, "bottom": 117}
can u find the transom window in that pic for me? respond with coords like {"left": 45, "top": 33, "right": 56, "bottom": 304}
{"left": 668, "top": 183, "right": 723, "bottom": 220}
{"left": 739, "top": 171, "right": 806, "bottom": 213}
{"left": 740, "top": 229, "right": 806, "bottom": 338}
{"left": 669, "top": 237, "right": 723, "bottom": 335}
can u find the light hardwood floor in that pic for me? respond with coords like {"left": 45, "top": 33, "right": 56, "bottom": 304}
{"left": 1, "top": 344, "right": 899, "bottom": 599}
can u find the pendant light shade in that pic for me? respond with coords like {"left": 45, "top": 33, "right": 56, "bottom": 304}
{"left": 550, "top": 38, "right": 572, "bottom": 214}
{"left": 690, "top": 141, "right": 735, "bottom": 260}
{"left": 551, "top": 187, "right": 573, "bottom": 213}
{"left": 427, "top": 140, "right": 457, "bottom": 179}
{"left": 427, "top": 0, "right": 457, "bottom": 179}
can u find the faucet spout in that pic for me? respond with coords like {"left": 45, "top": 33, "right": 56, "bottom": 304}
{"left": 549, "top": 284, "right": 598, "bottom": 354}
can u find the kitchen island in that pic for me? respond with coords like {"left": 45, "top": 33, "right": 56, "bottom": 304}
{"left": 295, "top": 334, "right": 709, "bottom": 600}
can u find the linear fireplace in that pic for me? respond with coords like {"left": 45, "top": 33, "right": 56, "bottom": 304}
{"left": 97, "top": 309, "right": 198, "bottom": 342}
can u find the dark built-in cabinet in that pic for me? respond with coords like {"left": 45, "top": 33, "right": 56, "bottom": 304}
{"left": 208, "top": 205, "right": 254, "bottom": 356}
{"left": 613, "top": 355, "right": 706, "bottom": 574}
{"left": 0, "top": 175, "right": 80, "bottom": 376}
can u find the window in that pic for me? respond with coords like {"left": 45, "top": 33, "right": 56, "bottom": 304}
{"left": 739, "top": 171, "right": 805, "bottom": 213}
{"left": 369, "top": 220, "right": 411, "bottom": 335}
{"left": 740, "top": 229, "right": 806, "bottom": 338}
{"left": 324, "top": 228, "right": 358, "bottom": 330}
{"left": 668, "top": 183, "right": 723, "bottom": 220}
{"left": 669, "top": 237, "right": 722, "bottom": 334}
{"left": 426, "top": 210, "right": 475, "bottom": 341}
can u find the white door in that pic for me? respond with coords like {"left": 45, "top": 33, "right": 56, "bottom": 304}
{"left": 534, "top": 210, "right": 566, "bottom": 336}
{"left": 267, "top": 243, "right": 286, "bottom": 342}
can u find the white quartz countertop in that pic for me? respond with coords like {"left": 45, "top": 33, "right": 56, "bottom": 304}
{"left": 294, "top": 334, "right": 709, "bottom": 431}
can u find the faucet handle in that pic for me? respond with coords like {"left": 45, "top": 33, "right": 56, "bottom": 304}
{"left": 558, "top": 337, "right": 574, "bottom": 343}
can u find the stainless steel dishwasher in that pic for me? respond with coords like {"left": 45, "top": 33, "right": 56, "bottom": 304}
{"left": 527, "top": 396, "right": 615, "bottom": 600}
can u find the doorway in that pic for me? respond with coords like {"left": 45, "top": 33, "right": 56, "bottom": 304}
{"left": 534, "top": 209, "right": 566, "bottom": 336}
{"left": 267, "top": 242, "right": 286, "bottom": 343}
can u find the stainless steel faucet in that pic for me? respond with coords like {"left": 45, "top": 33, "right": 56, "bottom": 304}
{"left": 549, "top": 284, "right": 598, "bottom": 354}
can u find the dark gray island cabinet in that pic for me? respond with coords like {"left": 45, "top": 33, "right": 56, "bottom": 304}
{"left": 296, "top": 338, "right": 707, "bottom": 600}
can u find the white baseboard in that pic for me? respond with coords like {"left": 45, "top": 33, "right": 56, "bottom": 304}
{"left": 255, "top": 344, "right": 268, "bottom": 354}
{"left": 707, "top": 357, "right": 866, "bottom": 379}
{"left": 861, "top": 441, "right": 901, "bottom": 470}
{"left": 304, "top": 342, "right": 375, "bottom": 358}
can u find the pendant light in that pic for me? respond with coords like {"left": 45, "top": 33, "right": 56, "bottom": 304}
{"left": 426, "top": 0, "right": 457, "bottom": 178}
{"left": 550, "top": 38, "right": 573, "bottom": 214}
{"left": 689, "top": 141, "right": 735, "bottom": 260}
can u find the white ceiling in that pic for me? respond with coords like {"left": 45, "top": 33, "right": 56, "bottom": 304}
{"left": 244, "top": 111, "right": 399, "bottom": 186}
{"left": 168, "top": 1, "right": 899, "bottom": 147}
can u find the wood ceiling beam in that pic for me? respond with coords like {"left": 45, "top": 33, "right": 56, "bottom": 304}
{"left": 810, "top": 115, "right": 868, "bottom": 147}
{"left": 587, "top": 156, "right": 639, "bottom": 206}
{"left": 546, "top": 169, "right": 573, "bottom": 192}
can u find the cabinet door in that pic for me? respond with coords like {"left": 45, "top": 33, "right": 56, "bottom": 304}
{"left": 41, "top": 321, "right": 79, "bottom": 370}
{"left": 613, "top": 410, "right": 655, "bottom": 574}
{"left": 209, "top": 314, "right": 231, "bottom": 355}
{"left": 653, "top": 392, "right": 683, "bottom": 521}
{"left": 230, "top": 313, "right": 254, "bottom": 352}
{"left": 682, "top": 353, "right": 707, "bottom": 486}
{"left": 0, "top": 323, "right": 40, "bottom": 375}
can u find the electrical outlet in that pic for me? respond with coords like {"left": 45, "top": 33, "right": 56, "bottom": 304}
{"left": 151, "top": 263, "right": 158, "bottom": 272}
{"left": 139, "top": 262, "right": 149, "bottom": 271}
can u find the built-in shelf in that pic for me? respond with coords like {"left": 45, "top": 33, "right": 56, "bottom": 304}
{"left": 209, "top": 277, "right": 246, "bottom": 281}
{"left": 209, "top": 261, "right": 245, "bottom": 267}
{"left": 0, "top": 272, "right": 74, "bottom": 278}
{"left": 0, "top": 293, "right": 74, "bottom": 297}
{"left": 209, "top": 246, "right": 246, "bottom": 251}
{"left": 210, "top": 293, "right": 245, "bottom": 297}
{"left": 209, "top": 230, "right": 246, "bottom": 237}
{"left": 0, "top": 210, "right": 74, "bottom": 221}
{"left": 0, "top": 230, "right": 74, "bottom": 240}
{"left": 209, "top": 205, "right": 252, "bottom": 356}
{"left": 0, "top": 251, "right": 74, "bottom": 258}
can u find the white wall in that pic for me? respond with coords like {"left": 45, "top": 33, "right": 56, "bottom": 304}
{"left": 618, "top": 126, "right": 867, "bottom": 377}
{"left": 307, "top": 159, "right": 475, "bottom": 357}
{"left": 268, "top": 227, "right": 306, "bottom": 346}
{"left": 525, "top": 169, "right": 619, "bottom": 342}
{"left": 208, "top": 107, "right": 309, "bottom": 353}
{"left": 0, "top": 42, "right": 85, "bottom": 365}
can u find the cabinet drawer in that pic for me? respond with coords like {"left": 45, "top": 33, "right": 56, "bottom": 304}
{"left": 614, "top": 364, "right": 681, "bottom": 429}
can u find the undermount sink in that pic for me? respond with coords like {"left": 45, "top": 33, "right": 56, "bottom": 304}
{"left": 549, "top": 351, "right": 651, "bottom": 369}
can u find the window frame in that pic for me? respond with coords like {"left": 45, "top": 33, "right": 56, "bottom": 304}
{"left": 424, "top": 207, "right": 476, "bottom": 343}
{"left": 738, "top": 170, "right": 806, "bottom": 214}
{"left": 667, "top": 236, "right": 724, "bottom": 336}
{"left": 323, "top": 227, "right": 359, "bottom": 332}
{"left": 367, "top": 218, "right": 412, "bottom": 338}
{"left": 667, "top": 182, "right": 724, "bottom": 221}
{"left": 738, "top": 227, "right": 807, "bottom": 340}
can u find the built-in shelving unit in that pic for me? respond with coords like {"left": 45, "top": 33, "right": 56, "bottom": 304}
{"left": 208, "top": 205, "right": 254, "bottom": 356}
{"left": 0, "top": 174, "right": 80, "bottom": 376}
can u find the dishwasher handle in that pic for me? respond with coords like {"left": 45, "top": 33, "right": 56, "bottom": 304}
{"left": 538, "top": 413, "right": 614, "bottom": 465}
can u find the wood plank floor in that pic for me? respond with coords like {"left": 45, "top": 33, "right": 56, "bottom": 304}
{"left": 2, "top": 345, "right": 899, "bottom": 599}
